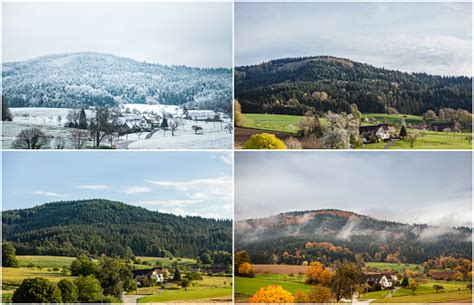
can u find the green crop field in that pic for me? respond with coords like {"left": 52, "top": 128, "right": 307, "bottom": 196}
{"left": 235, "top": 273, "right": 309, "bottom": 302}
{"left": 16, "top": 255, "right": 76, "bottom": 268}
{"left": 137, "top": 276, "right": 232, "bottom": 303}
{"left": 365, "top": 262, "right": 421, "bottom": 273}
{"left": 2, "top": 267, "right": 73, "bottom": 283}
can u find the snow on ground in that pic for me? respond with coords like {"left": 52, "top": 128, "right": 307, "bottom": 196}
{"left": 121, "top": 103, "right": 182, "bottom": 116}
{"left": 125, "top": 119, "right": 232, "bottom": 149}
{"left": 10, "top": 108, "right": 92, "bottom": 127}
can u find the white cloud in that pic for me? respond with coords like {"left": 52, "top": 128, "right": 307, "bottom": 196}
{"left": 214, "top": 152, "right": 233, "bottom": 165}
{"left": 146, "top": 176, "right": 232, "bottom": 200}
{"left": 123, "top": 186, "right": 152, "bottom": 195}
{"left": 32, "top": 191, "right": 66, "bottom": 198}
{"left": 74, "top": 184, "right": 111, "bottom": 190}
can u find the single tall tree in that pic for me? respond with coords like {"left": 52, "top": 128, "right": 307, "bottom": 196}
{"left": 2, "top": 95, "right": 13, "bottom": 121}
{"left": 2, "top": 242, "right": 19, "bottom": 267}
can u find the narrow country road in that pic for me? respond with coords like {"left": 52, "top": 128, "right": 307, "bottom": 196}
{"left": 384, "top": 139, "right": 399, "bottom": 149}
{"left": 385, "top": 287, "right": 401, "bottom": 298}
{"left": 122, "top": 294, "right": 146, "bottom": 304}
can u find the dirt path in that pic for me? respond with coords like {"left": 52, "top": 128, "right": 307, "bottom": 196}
{"left": 122, "top": 294, "right": 146, "bottom": 304}
{"left": 384, "top": 139, "right": 399, "bottom": 149}
{"left": 385, "top": 287, "right": 401, "bottom": 298}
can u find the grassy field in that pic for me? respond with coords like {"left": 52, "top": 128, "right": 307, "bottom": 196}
{"left": 16, "top": 255, "right": 76, "bottom": 268}
{"left": 235, "top": 273, "right": 309, "bottom": 302}
{"left": 2, "top": 267, "right": 73, "bottom": 283}
{"left": 137, "top": 276, "right": 232, "bottom": 303}
{"left": 375, "top": 289, "right": 472, "bottom": 303}
{"left": 365, "top": 262, "right": 421, "bottom": 273}
{"left": 242, "top": 113, "right": 305, "bottom": 134}
{"left": 364, "top": 113, "right": 424, "bottom": 126}
{"left": 364, "top": 130, "right": 472, "bottom": 149}
{"left": 134, "top": 256, "right": 197, "bottom": 269}
{"left": 360, "top": 289, "right": 390, "bottom": 299}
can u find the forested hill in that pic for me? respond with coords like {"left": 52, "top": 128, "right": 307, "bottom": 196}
{"left": 2, "top": 199, "right": 232, "bottom": 258}
{"left": 2, "top": 52, "right": 232, "bottom": 112}
{"left": 235, "top": 56, "right": 472, "bottom": 115}
{"left": 235, "top": 209, "right": 472, "bottom": 264}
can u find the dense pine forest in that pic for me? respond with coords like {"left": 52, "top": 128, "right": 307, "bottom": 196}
{"left": 235, "top": 56, "right": 472, "bottom": 115}
{"left": 2, "top": 199, "right": 232, "bottom": 258}
{"left": 235, "top": 209, "right": 472, "bottom": 265}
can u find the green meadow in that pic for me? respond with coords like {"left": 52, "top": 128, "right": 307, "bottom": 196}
{"left": 137, "top": 276, "right": 232, "bottom": 303}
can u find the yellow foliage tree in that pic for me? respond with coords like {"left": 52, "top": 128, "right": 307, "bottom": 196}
{"left": 250, "top": 285, "right": 294, "bottom": 303}
{"left": 468, "top": 271, "right": 472, "bottom": 281}
{"left": 234, "top": 100, "right": 243, "bottom": 127}
{"left": 238, "top": 262, "right": 255, "bottom": 278}
{"left": 306, "top": 262, "right": 332, "bottom": 286}
{"left": 293, "top": 290, "right": 309, "bottom": 303}
{"left": 243, "top": 133, "right": 287, "bottom": 149}
{"left": 307, "top": 285, "right": 334, "bottom": 303}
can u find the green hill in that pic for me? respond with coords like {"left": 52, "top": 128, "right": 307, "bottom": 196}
{"left": 3, "top": 199, "right": 231, "bottom": 258}
{"left": 235, "top": 56, "right": 472, "bottom": 115}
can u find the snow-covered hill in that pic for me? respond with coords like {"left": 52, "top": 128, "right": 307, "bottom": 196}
{"left": 2, "top": 52, "right": 232, "bottom": 112}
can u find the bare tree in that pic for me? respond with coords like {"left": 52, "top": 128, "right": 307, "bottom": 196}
{"left": 192, "top": 125, "right": 203, "bottom": 134}
{"left": 71, "top": 130, "right": 89, "bottom": 149}
{"left": 66, "top": 109, "right": 81, "bottom": 127}
{"left": 170, "top": 119, "right": 178, "bottom": 136}
{"left": 90, "top": 107, "right": 118, "bottom": 147}
{"left": 12, "top": 128, "right": 51, "bottom": 149}
{"left": 54, "top": 136, "right": 66, "bottom": 149}
{"left": 57, "top": 115, "right": 63, "bottom": 126}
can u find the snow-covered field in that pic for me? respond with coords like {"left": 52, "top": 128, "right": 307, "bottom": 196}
{"left": 3, "top": 107, "right": 232, "bottom": 149}
{"left": 9, "top": 107, "right": 92, "bottom": 127}
{"left": 124, "top": 119, "right": 232, "bottom": 149}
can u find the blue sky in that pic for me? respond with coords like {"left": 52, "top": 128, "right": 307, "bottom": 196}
{"left": 2, "top": 2, "right": 232, "bottom": 68}
{"left": 235, "top": 2, "right": 472, "bottom": 76}
{"left": 235, "top": 152, "right": 472, "bottom": 227}
{"left": 2, "top": 151, "right": 232, "bottom": 219}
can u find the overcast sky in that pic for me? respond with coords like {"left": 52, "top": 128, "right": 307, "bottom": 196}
{"left": 235, "top": 2, "right": 472, "bottom": 76}
{"left": 2, "top": 2, "right": 232, "bottom": 68}
{"left": 235, "top": 152, "right": 472, "bottom": 227}
{"left": 3, "top": 151, "right": 232, "bottom": 219}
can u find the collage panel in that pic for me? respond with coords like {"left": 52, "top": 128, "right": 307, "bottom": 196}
{"left": 2, "top": 2, "right": 233, "bottom": 150}
{"left": 2, "top": 151, "right": 233, "bottom": 303}
{"left": 234, "top": 151, "right": 472, "bottom": 303}
{"left": 234, "top": 2, "right": 472, "bottom": 150}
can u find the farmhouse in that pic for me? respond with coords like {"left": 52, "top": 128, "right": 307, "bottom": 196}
{"left": 359, "top": 124, "right": 395, "bottom": 143}
{"left": 429, "top": 271, "right": 457, "bottom": 281}
{"left": 360, "top": 272, "right": 396, "bottom": 289}
{"left": 133, "top": 268, "right": 165, "bottom": 286}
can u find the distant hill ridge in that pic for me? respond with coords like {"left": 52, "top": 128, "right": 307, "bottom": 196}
{"left": 235, "top": 55, "right": 472, "bottom": 115}
{"left": 236, "top": 209, "right": 471, "bottom": 264}
{"left": 2, "top": 52, "right": 232, "bottom": 112}
{"left": 2, "top": 199, "right": 232, "bottom": 258}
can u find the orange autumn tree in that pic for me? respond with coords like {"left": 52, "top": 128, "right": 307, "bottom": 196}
{"left": 306, "top": 261, "right": 333, "bottom": 286}
{"left": 238, "top": 262, "right": 255, "bottom": 278}
{"left": 250, "top": 285, "right": 294, "bottom": 303}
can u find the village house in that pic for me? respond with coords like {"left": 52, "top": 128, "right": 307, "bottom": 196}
{"left": 360, "top": 272, "right": 397, "bottom": 289}
{"left": 359, "top": 124, "right": 396, "bottom": 144}
{"left": 132, "top": 267, "right": 165, "bottom": 286}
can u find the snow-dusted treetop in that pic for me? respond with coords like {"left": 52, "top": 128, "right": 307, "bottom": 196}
{"left": 2, "top": 52, "right": 232, "bottom": 113}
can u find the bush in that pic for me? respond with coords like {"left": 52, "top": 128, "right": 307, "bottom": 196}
{"left": 238, "top": 262, "right": 255, "bottom": 278}
{"left": 12, "top": 278, "right": 62, "bottom": 303}
{"left": 284, "top": 136, "right": 302, "bottom": 149}
{"left": 75, "top": 275, "right": 104, "bottom": 303}
{"left": 58, "top": 279, "right": 78, "bottom": 302}
{"left": 244, "top": 133, "right": 287, "bottom": 149}
{"left": 250, "top": 285, "right": 294, "bottom": 303}
{"left": 307, "top": 285, "right": 333, "bottom": 303}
